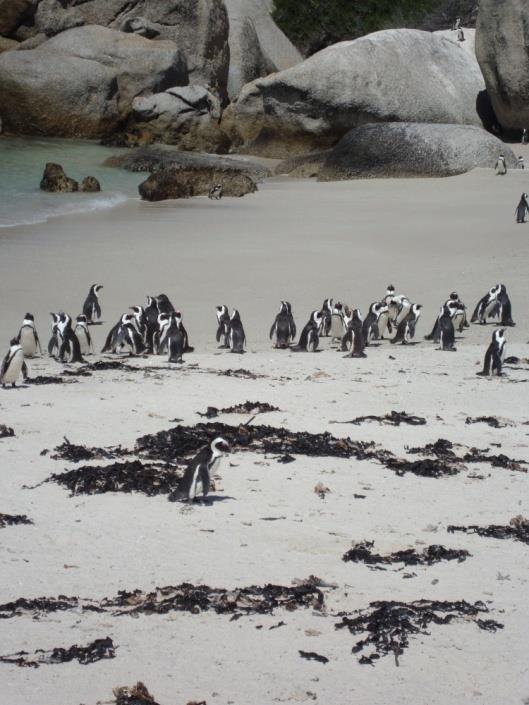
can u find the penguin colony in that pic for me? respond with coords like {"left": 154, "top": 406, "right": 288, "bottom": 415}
{"left": 1, "top": 282, "right": 516, "bottom": 389}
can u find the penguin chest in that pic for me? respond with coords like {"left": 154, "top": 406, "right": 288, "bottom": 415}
{"left": 330, "top": 315, "right": 344, "bottom": 340}
{"left": 2, "top": 351, "right": 24, "bottom": 383}
{"left": 76, "top": 328, "right": 90, "bottom": 354}
{"left": 20, "top": 328, "right": 36, "bottom": 356}
{"left": 377, "top": 312, "right": 389, "bottom": 337}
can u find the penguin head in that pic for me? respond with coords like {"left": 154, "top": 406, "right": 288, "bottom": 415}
{"left": 24, "top": 313, "right": 34, "bottom": 322}
{"left": 91, "top": 284, "right": 103, "bottom": 295}
{"left": 231, "top": 309, "right": 241, "bottom": 321}
{"left": 146, "top": 295, "right": 157, "bottom": 308}
{"left": 311, "top": 310, "right": 323, "bottom": 325}
{"left": 157, "top": 313, "right": 170, "bottom": 328}
{"left": 332, "top": 302, "right": 343, "bottom": 314}
{"left": 352, "top": 308, "right": 363, "bottom": 323}
{"left": 211, "top": 437, "right": 230, "bottom": 454}
{"left": 173, "top": 311, "right": 183, "bottom": 326}
{"left": 322, "top": 298, "right": 333, "bottom": 312}
{"left": 284, "top": 301, "right": 292, "bottom": 314}
{"left": 9, "top": 337, "right": 19, "bottom": 348}
{"left": 386, "top": 285, "right": 395, "bottom": 295}
{"left": 494, "top": 328, "right": 505, "bottom": 341}
{"left": 76, "top": 314, "right": 88, "bottom": 324}
{"left": 371, "top": 302, "right": 388, "bottom": 318}
{"left": 279, "top": 301, "right": 288, "bottom": 313}
{"left": 449, "top": 292, "right": 459, "bottom": 301}
{"left": 130, "top": 305, "right": 144, "bottom": 316}
{"left": 412, "top": 303, "right": 422, "bottom": 316}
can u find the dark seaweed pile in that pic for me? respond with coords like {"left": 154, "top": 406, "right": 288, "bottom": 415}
{"left": 50, "top": 438, "right": 120, "bottom": 463}
{"left": 114, "top": 683, "right": 161, "bottom": 705}
{"left": 335, "top": 600, "right": 502, "bottom": 665}
{"left": 342, "top": 541, "right": 470, "bottom": 566}
{"left": 298, "top": 650, "right": 329, "bottom": 664}
{"left": 49, "top": 460, "right": 182, "bottom": 497}
{"left": 448, "top": 515, "right": 529, "bottom": 546}
{"left": 0, "top": 425, "right": 14, "bottom": 438}
{"left": 0, "top": 637, "right": 115, "bottom": 668}
{"left": 219, "top": 368, "right": 266, "bottom": 379}
{"left": 198, "top": 401, "right": 280, "bottom": 418}
{"left": 0, "top": 582, "right": 323, "bottom": 620}
{"left": 0, "top": 513, "right": 33, "bottom": 529}
{"left": 408, "top": 438, "right": 527, "bottom": 473}
{"left": 465, "top": 416, "right": 506, "bottom": 429}
{"left": 333, "top": 411, "right": 426, "bottom": 427}
{"left": 27, "top": 375, "right": 75, "bottom": 385}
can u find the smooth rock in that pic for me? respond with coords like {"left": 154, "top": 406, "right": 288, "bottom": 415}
{"left": 138, "top": 169, "right": 257, "bottom": 201}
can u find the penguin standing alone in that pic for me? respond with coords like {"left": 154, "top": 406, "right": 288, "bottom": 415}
{"left": 270, "top": 301, "right": 296, "bottom": 349}
{"left": 215, "top": 305, "right": 230, "bottom": 348}
{"left": 1, "top": 339, "right": 28, "bottom": 388}
{"left": 17, "top": 313, "right": 41, "bottom": 358}
{"left": 228, "top": 309, "right": 246, "bottom": 353}
{"left": 169, "top": 437, "right": 230, "bottom": 503}
{"left": 48, "top": 313, "right": 60, "bottom": 356}
{"left": 515, "top": 193, "right": 529, "bottom": 223}
{"left": 477, "top": 329, "right": 506, "bottom": 377}
{"left": 82, "top": 284, "right": 103, "bottom": 324}
{"left": 342, "top": 309, "right": 366, "bottom": 358}
{"left": 495, "top": 154, "right": 507, "bottom": 175}
{"left": 208, "top": 184, "right": 223, "bottom": 200}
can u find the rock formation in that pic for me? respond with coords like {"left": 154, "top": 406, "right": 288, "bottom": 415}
{"left": 138, "top": 169, "right": 257, "bottom": 201}
{"left": 40, "top": 163, "right": 78, "bottom": 192}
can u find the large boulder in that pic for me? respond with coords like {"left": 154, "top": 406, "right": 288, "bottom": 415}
{"left": 0, "top": 0, "right": 36, "bottom": 36}
{"left": 105, "top": 147, "right": 272, "bottom": 182}
{"left": 224, "top": 0, "right": 302, "bottom": 99}
{"left": 21, "top": 0, "right": 229, "bottom": 100}
{"left": 138, "top": 169, "right": 257, "bottom": 201}
{"left": 434, "top": 28, "right": 476, "bottom": 57}
{"left": 0, "top": 26, "right": 188, "bottom": 137}
{"left": 131, "top": 85, "right": 230, "bottom": 153}
{"left": 476, "top": 0, "right": 529, "bottom": 130}
{"left": 40, "top": 162, "right": 78, "bottom": 192}
{"left": 229, "top": 29, "right": 488, "bottom": 158}
{"left": 318, "top": 123, "right": 518, "bottom": 180}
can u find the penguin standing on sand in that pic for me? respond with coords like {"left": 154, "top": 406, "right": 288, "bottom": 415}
{"left": 362, "top": 302, "right": 389, "bottom": 346}
{"left": 330, "top": 302, "right": 345, "bottom": 343}
{"left": 342, "top": 309, "right": 366, "bottom": 357}
{"left": 74, "top": 314, "right": 93, "bottom": 355}
{"left": 169, "top": 437, "right": 230, "bottom": 503}
{"left": 165, "top": 313, "right": 186, "bottom": 364}
{"left": 471, "top": 285, "right": 500, "bottom": 325}
{"left": 495, "top": 154, "right": 507, "bottom": 175}
{"left": 154, "top": 312, "right": 172, "bottom": 354}
{"left": 116, "top": 317, "right": 145, "bottom": 356}
{"left": 477, "top": 329, "right": 506, "bottom": 377}
{"left": 130, "top": 305, "right": 147, "bottom": 341}
{"left": 425, "top": 293, "right": 467, "bottom": 342}
{"left": 48, "top": 313, "right": 60, "bottom": 356}
{"left": 494, "top": 284, "right": 515, "bottom": 326}
{"left": 437, "top": 302, "right": 460, "bottom": 351}
{"left": 516, "top": 193, "right": 529, "bottom": 223}
{"left": 228, "top": 309, "right": 246, "bottom": 353}
{"left": 522, "top": 129, "right": 529, "bottom": 145}
{"left": 518, "top": 156, "right": 525, "bottom": 170}
{"left": 57, "top": 312, "right": 85, "bottom": 363}
{"left": 270, "top": 301, "right": 296, "bottom": 349}
{"left": 216, "top": 305, "right": 230, "bottom": 348}
{"left": 1, "top": 339, "right": 28, "bottom": 388}
{"left": 293, "top": 311, "right": 322, "bottom": 352}
{"left": 391, "top": 303, "right": 422, "bottom": 345}
{"left": 377, "top": 285, "right": 395, "bottom": 339}
{"left": 17, "top": 313, "right": 41, "bottom": 358}
{"left": 208, "top": 184, "right": 223, "bottom": 200}
{"left": 318, "top": 299, "right": 333, "bottom": 337}
{"left": 82, "top": 285, "right": 103, "bottom": 324}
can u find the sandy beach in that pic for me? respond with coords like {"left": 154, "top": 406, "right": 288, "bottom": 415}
{"left": 1, "top": 168, "right": 529, "bottom": 705}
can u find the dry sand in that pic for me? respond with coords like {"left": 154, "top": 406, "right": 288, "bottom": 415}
{"left": 1, "top": 167, "right": 529, "bottom": 705}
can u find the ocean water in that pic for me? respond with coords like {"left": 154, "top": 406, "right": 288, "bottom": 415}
{"left": 0, "top": 136, "right": 146, "bottom": 228}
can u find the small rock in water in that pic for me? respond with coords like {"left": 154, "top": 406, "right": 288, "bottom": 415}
{"left": 80, "top": 176, "right": 101, "bottom": 192}
{"left": 40, "top": 163, "right": 78, "bottom": 192}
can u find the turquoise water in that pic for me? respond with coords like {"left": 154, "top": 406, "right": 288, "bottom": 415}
{"left": 0, "top": 136, "right": 146, "bottom": 228}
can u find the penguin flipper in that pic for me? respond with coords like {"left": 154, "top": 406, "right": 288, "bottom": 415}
{"left": 0, "top": 352, "right": 8, "bottom": 380}
{"left": 215, "top": 325, "right": 223, "bottom": 344}
{"left": 94, "top": 300, "right": 102, "bottom": 320}
{"left": 101, "top": 323, "right": 119, "bottom": 353}
{"left": 22, "top": 361, "right": 28, "bottom": 380}
{"left": 269, "top": 322, "right": 276, "bottom": 341}
{"left": 34, "top": 330, "right": 42, "bottom": 355}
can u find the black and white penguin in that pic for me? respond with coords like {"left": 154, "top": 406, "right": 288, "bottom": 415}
{"left": 391, "top": 303, "right": 422, "bottom": 345}
{"left": 101, "top": 313, "right": 130, "bottom": 353}
{"left": 215, "top": 305, "right": 230, "bottom": 348}
{"left": 477, "top": 329, "right": 506, "bottom": 377}
{"left": 518, "top": 156, "right": 525, "bottom": 170}
{"left": 156, "top": 294, "right": 175, "bottom": 315}
{"left": 293, "top": 311, "right": 322, "bottom": 352}
{"left": 425, "top": 293, "right": 467, "bottom": 342}
{"left": 452, "top": 16, "right": 461, "bottom": 30}
{"left": 154, "top": 312, "right": 172, "bottom": 354}
{"left": 362, "top": 302, "right": 389, "bottom": 346}
{"left": 144, "top": 296, "right": 160, "bottom": 352}
{"left": 130, "top": 305, "right": 147, "bottom": 340}
{"left": 495, "top": 154, "right": 507, "bottom": 175}
{"left": 57, "top": 312, "right": 85, "bottom": 363}
{"left": 522, "top": 128, "right": 529, "bottom": 145}
{"left": 494, "top": 284, "right": 515, "bottom": 326}
{"left": 457, "top": 28, "right": 465, "bottom": 41}
{"left": 48, "top": 312, "right": 60, "bottom": 356}
{"left": 82, "top": 284, "right": 103, "bottom": 324}
{"left": 471, "top": 285, "right": 501, "bottom": 325}
{"left": 284, "top": 301, "right": 296, "bottom": 341}
{"left": 17, "top": 313, "right": 41, "bottom": 358}
{"left": 1, "top": 338, "right": 28, "bottom": 388}
{"left": 228, "top": 309, "right": 246, "bottom": 353}
{"left": 515, "top": 193, "right": 529, "bottom": 223}
{"left": 74, "top": 314, "right": 93, "bottom": 355}
{"left": 208, "top": 184, "right": 223, "bottom": 200}
{"left": 116, "top": 318, "right": 145, "bottom": 356}
{"left": 437, "top": 302, "right": 459, "bottom": 352}
{"left": 169, "top": 437, "right": 230, "bottom": 503}
{"left": 388, "top": 294, "right": 412, "bottom": 327}
{"left": 318, "top": 299, "right": 333, "bottom": 337}
{"left": 270, "top": 301, "right": 296, "bottom": 349}
{"left": 376, "top": 285, "right": 396, "bottom": 339}
{"left": 342, "top": 308, "right": 366, "bottom": 358}
{"left": 330, "top": 302, "right": 345, "bottom": 343}
{"left": 165, "top": 313, "right": 186, "bottom": 364}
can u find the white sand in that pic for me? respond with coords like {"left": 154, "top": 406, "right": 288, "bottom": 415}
{"left": 1, "top": 168, "right": 529, "bottom": 705}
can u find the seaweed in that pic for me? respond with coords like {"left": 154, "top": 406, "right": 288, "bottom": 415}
{"left": 448, "top": 515, "right": 529, "bottom": 546}
{"left": 408, "top": 438, "right": 527, "bottom": 473}
{"left": 0, "top": 582, "right": 324, "bottom": 621}
{"left": 335, "top": 599, "right": 502, "bottom": 665}
{"left": 48, "top": 460, "right": 182, "bottom": 497}
{"left": 342, "top": 541, "right": 470, "bottom": 566}
{"left": 219, "top": 368, "right": 265, "bottom": 379}
{"left": 331, "top": 411, "right": 426, "bottom": 427}
{"left": 465, "top": 416, "right": 507, "bottom": 428}
{"left": 298, "top": 650, "right": 329, "bottom": 664}
{"left": 0, "top": 425, "right": 14, "bottom": 438}
{"left": 50, "top": 437, "right": 120, "bottom": 463}
{"left": 0, "top": 513, "right": 33, "bottom": 528}
{"left": 0, "top": 637, "right": 115, "bottom": 668}
{"left": 27, "top": 375, "right": 75, "bottom": 385}
{"left": 114, "top": 683, "right": 161, "bottom": 705}
{"left": 198, "top": 401, "right": 280, "bottom": 418}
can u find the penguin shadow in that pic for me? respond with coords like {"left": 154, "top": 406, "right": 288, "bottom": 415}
{"left": 1, "top": 383, "right": 30, "bottom": 391}
{"left": 179, "top": 495, "right": 236, "bottom": 507}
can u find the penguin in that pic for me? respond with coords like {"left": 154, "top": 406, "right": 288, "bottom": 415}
{"left": 57, "top": 312, "right": 84, "bottom": 363}
{"left": 391, "top": 303, "right": 422, "bottom": 345}
{"left": 101, "top": 313, "right": 131, "bottom": 353}
{"left": 154, "top": 312, "right": 172, "bottom": 354}
{"left": 515, "top": 193, "right": 529, "bottom": 223}
{"left": 518, "top": 156, "right": 525, "bottom": 170}
{"left": 165, "top": 313, "right": 185, "bottom": 364}
{"left": 130, "top": 305, "right": 147, "bottom": 340}
{"left": 293, "top": 311, "right": 322, "bottom": 352}
{"left": 425, "top": 293, "right": 467, "bottom": 342}
{"left": 144, "top": 296, "right": 160, "bottom": 352}
{"left": 174, "top": 310, "right": 193, "bottom": 352}
{"left": 471, "top": 285, "right": 501, "bottom": 325}
{"left": 74, "top": 314, "right": 93, "bottom": 355}
{"left": 495, "top": 284, "right": 515, "bottom": 326}
{"left": 82, "top": 284, "right": 103, "bottom": 324}
{"left": 318, "top": 299, "right": 333, "bottom": 337}
{"left": 330, "top": 302, "right": 345, "bottom": 343}
{"left": 156, "top": 294, "right": 175, "bottom": 315}
{"left": 216, "top": 305, "right": 230, "bottom": 348}
{"left": 48, "top": 313, "right": 60, "bottom": 356}
{"left": 228, "top": 309, "right": 246, "bottom": 353}
{"left": 388, "top": 294, "right": 412, "bottom": 327}
{"left": 362, "top": 302, "right": 389, "bottom": 346}
{"left": 495, "top": 154, "right": 507, "bottom": 175}
{"left": 477, "top": 329, "right": 506, "bottom": 377}
{"left": 284, "top": 301, "right": 296, "bottom": 341}
{"left": 342, "top": 309, "right": 366, "bottom": 358}
{"left": 437, "top": 302, "right": 459, "bottom": 352}
{"left": 452, "top": 16, "right": 461, "bottom": 30}
{"left": 169, "top": 437, "right": 230, "bottom": 503}
{"left": 17, "top": 313, "right": 41, "bottom": 358}
{"left": 1, "top": 338, "right": 28, "bottom": 388}
{"left": 270, "top": 301, "right": 296, "bottom": 349}
{"left": 457, "top": 28, "right": 465, "bottom": 42}
{"left": 377, "top": 285, "right": 396, "bottom": 339}
{"left": 116, "top": 319, "right": 145, "bottom": 356}
{"left": 208, "top": 184, "right": 223, "bottom": 200}
{"left": 522, "top": 128, "right": 529, "bottom": 145}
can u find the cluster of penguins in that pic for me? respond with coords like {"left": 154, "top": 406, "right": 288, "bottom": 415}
{"left": 0, "top": 282, "right": 516, "bottom": 390}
